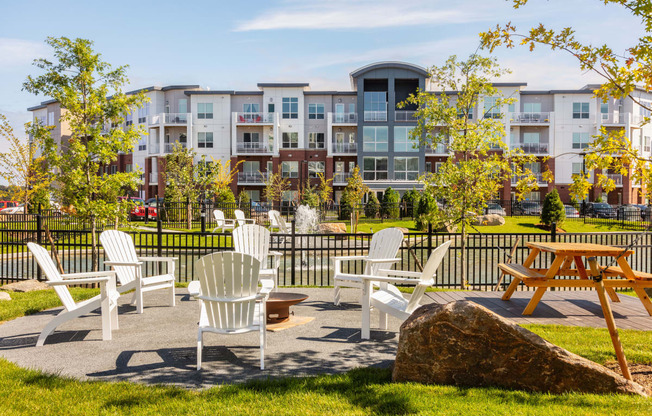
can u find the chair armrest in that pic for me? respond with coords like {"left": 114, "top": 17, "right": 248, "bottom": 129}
{"left": 332, "top": 255, "right": 367, "bottom": 262}
{"left": 365, "top": 258, "right": 401, "bottom": 264}
{"left": 377, "top": 269, "right": 422, "bottom": 278}
{"left": 242, "top": 218, "right": 256, "bottom": 224}
{"left": 268, "top": 251, "right": 282, "bottom": 258}
{"left": 61, "top": 271, "right": 116, "bottom": 279}
{"left": 104, "top": 261, "right": 142, "bottom": 267}
{"left": 259, "top": 280, "right": 274, "bottom": 296}
{"left": 347, "top": 273, "right": 429, "bottom": 285}
{"left": 48, "top": 277, "right": 110, "bottom": 286}
{"left": 188, "top": 280, "right": 201, "bottom": 297}
{"left": 138, "top": 256, "right": 177, "bottom": 263}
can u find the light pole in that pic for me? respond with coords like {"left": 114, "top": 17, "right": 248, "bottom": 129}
{"left": 580, "top": 151, "right": 587, "bottom": 215}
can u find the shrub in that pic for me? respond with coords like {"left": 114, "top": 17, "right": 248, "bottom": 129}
{"left": 338, "top": 189, "right": 352, "bottom": 221}
{"left": 364, "top": 192, "right": 380, "bottom": 218}
{"left": 238, "top": 191, "right": 250, "bottom": 208}
{"left": 215, "top": 188, "right": 236, "bottom": 205}
{"left": 380, "top": 187, "right": 400, "bottom": 219}
{"left": 300, "top": 183, "right": 320, "bottom": 208}
{"left": 401, "top": 189, "right": 421, "bottom": 218}
{"left": 416, "top": 193, "right": 437, "bottom": 231}
{"left": 541, "top": 189, "right": 566, "bottom": 226}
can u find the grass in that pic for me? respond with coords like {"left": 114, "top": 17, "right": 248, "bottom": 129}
{"left": 0, "top": 288, "right": 99, "bottom": 323}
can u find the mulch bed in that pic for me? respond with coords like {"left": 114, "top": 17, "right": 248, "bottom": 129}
{"left": 605, "top": 362, "right": 652, "bottom": 392}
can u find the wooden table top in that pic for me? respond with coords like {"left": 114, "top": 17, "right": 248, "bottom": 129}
{"left": 526, "top": 242, "right": 633, "bottom": 257}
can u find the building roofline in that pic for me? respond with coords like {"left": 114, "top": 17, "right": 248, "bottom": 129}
{"left": 184, "top": 90, "right": 235, "bottom": 96}
{"left": 125, "top": 86, "right": 161, "bottom": 95}
{"left": 303, "top": 91, "right": 356, "bottom": 96}
{"left": 257, "top": 83, "right": 310, "bottom": 88}
{"left": 350, "top": 61, "right": 430, "bottom": 79}
{"left": 161, "top": 85, "right": 201, "bottom": 91}
{"left": 492, "top": 82, "right": 527, "bottom": 87}
{"left": 234, "top": 91, "right": 264, "bottom": 95}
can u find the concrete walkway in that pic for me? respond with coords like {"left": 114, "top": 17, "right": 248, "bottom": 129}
{"left": 0, "top": 288, "right": 649, "bottom": 389}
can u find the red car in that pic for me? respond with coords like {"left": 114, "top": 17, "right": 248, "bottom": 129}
{"left": 118, "top": 197, "right": 157, "bottom": 220}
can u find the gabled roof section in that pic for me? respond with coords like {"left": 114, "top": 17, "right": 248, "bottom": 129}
{"left": 350, "top": 61, "right": 430, "bottom": 79}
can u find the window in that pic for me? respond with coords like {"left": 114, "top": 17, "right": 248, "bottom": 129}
{"left": 282, "top": 97, "right": 298, "bottom": 119}
{"left": 457, "top": 104, "right": 473, "bottom": 120}
{"left": 645, "top": 136, "right": 651, "bottom": 152}
{"left": 572, "top": 163, "right": 583, "bottom": 177}
{"left": 394, "top": 126, "right": 418, "bottom": 152}
{"left": 308, "top": 132, "right": 325, "bottom": 149}
{"left": 138, "top": 103, "right": 149, "bottom": 124}
{"left": 197, "top": 103, "right": 213, "bottom": 119}
{"left": 394, "top": 157, "right": 419, "bottom": 180}
{"left": 125, "top": 112, "right": 133, "bottom": 126}
{"left": 198, "top": 132, "right": 213, "bottom": 148}
{"left": 243, "top": 161, "right": 260, "bottom": 174}
{"left": 243, "top": 103, "right": 260, "bottom": 113}
{"left": 110, "top": 165, "right": 117, "bottom": 175}
{"left": 483, "top": 97, "right": 501, "bottom": 119}
{"left": 572, "top": 102, "right": 589, "bottom": 119}
{"left": 125, "top": 164, "right": 132, "bottom": 173}
{"left": 308, "top": 104, "right": 325, "bottom": 119}
{"left": 268, "top": 103, "right": 275, "bottom": 113}
{"left": 523, "top": 103, "right": 542, "bottom": 114}
{"left": 434, "top": 162, "right": 444, "bottom": 173}
{"left": 363, "top": 157, "right": 388, "bottom": 180}
{"left": 600, "top": 103, "right": 609, "bottom": 114}
{"left": 266, "top": 161, "right": 273, "bottom": 174}
{"left": 523, "top": 132, "right": 540, "bottom": 144}
{"left": 244, "top": 132, "right": 260, "bottom": 144}
{"left": 281, "top": 161, "right": 298, "bottom": 178}
{"left": 245, "top": 190, "right": 260, "bottom": 202}
{"left": 640, "top": 102, "right": 651, "bottom": 117}
{"left": 364, "top": 91, "right": 387, "bottom": 121}
{"left": 47, "top": 112, "right": 54, "bottom": 126}
{"left": 363, "top": 126, "right": 388, "bottom": 152}
{"left": 572, "top": 132, "right": 590, "bottom": 149}
{"left": 308, "top": 161, "right": 325, "bottom": 178}
{"left": 281, "top": 190, "right": 298, "bottom": 203}
{"left": 282, "top": 132, "right": 298, "bottom": 148}
{"left": 267, "top": 133, "right": 274, "bottom": 152}
{"left": 425, "top": 161, "right": 432, "bottom": 172}
{"left": 138, "top": 135, "right": 147, "bottom": 151}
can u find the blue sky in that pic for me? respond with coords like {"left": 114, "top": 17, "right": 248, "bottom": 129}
{"left": 0, "top": 0, "right": 644, "bottom": 137}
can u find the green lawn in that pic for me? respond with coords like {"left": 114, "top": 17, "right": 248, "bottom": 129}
{"left": 0, "top": 289, "right": 650, "bottom": 414}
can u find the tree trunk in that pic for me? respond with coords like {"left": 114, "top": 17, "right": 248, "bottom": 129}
{"left": 91, "top": 216, "right": 99, "bottom": 272}
{"left": 187, "top": 202, "right": 192, "bottom": 231}
{"left": 460, "top": 223, "right": 468, "bottom": 290}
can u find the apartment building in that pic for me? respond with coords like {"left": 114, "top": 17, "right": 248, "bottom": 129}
{"left": 27, "top": 61, "right": 652, "bottom": 205}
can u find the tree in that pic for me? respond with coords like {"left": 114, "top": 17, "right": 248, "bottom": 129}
{"left": 263, "top": 167, "right": 290, "bottom": 207}
{"left": 0, "top": 114, "right": 52, "bottom": 211}
{"left": 380, "top": 187, "right": 400, "bottom": 219}
{"left": 342, "top": 166, "right": 369, "bottom": 233}
{"left": 300, "top": 181, "right": 320, "bottom": 208}
{"left": 316, "top": 172, "right": 333, "bottom": 205}
{"left": 480, "top": 1, "right": 652, "bottom": 203}
{"left": 401, "top": 189, "right": 421, "bottom": 218}
{"left": 541, "top": 189, "right": 566, "bottom": 227}
{"left": 415, "top": 192, "right": 437, "bottom": 231}
{"left": 238, "top": 190, "right": 250, "bottom": 208}
{"left": 364, "top": 192, "right": 380, "bottom": 218}
{"left": 338, "top": 188, "right": 353, "bottom": 221}
{"left": 211, "top": 158, "right": 241, "bottom": 196}
{"left": 24, "top": 37, "right": 145, "bottom": 270}
{"left": 401, "top": 55, "right": 539, "bottom": 288}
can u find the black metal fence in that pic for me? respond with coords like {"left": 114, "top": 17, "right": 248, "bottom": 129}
{"left": 2, "top": 218, "right": 651, "bottom": 290}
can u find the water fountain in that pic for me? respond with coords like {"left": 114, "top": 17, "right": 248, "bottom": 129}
{"left": 294, "top": 205, "right": 321, "bottom": 268}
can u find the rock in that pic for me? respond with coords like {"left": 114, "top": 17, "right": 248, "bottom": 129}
{"left": 395, "top": 227, "right": 409, "bottom": 234}
{"left": 0, "top": 291, "right": 10, "bottom": 301}
{"left": 435, "top": 222, "right": 457, "bottom": 233}
{"left": 393, "top": 301, "right": 649, "bottom": 396}
{"left": 474, "top": 214, "right": 506, "bottom": 226}
{"left": 1, "top": 279, "right": 50, "bottom": 292}
{"left": 319, "top": 223, "right": 346, "bottom": 234}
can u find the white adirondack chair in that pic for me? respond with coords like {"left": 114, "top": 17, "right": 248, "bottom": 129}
{"left": 332, "top": 227, "right": 404, "bottom": 306}
{"left": 212, "top": 209, "right": 236, "bottom": 233}
{"left": 268, "top": 209, "right": 290, "bottom": 232}
{"left": 233, "top": 224, "right": 281, "bottom": 291}
{"left": 234, "top": 209, "right": 256, "bottom": 227}
{"left": 100, "top": 230, "right": 176, "bottom": 314}
{"left": 27, "top": 243, "right": 119, "bottom": 346}
{"left": 196, "top": 251, "right": 269, "bottom": 370}
{"left": 361, "top": 240, "right": 452, "bottom": 338}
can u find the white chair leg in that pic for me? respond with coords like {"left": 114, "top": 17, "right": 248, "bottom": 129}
{"left": 333, "top": 283, "right": 341, "bottom": 306}
{"left": 379, "top": 311, "right": 388, "bottom": 331}
{"left": 259, "top": 326, "right": 265, "bottom": 370}
{"left": 100, "top": 283, "right": 112, "bottom": 341}
{"left": 36, "top": 310, "right": 66, "bottom": 347}
{"left": 197, "top": 330, "right": 203, "bottom": 371}
{"left": 129, "top": 291, "right": 138, "bottom": 306}
{"left": 111, "top": 301, "right": 119, "bottom": 330}
{"left": 136, "top": 284, "right": 144, "bottom": 314}
{"left": 170, "top": 283, "right": 175, "bottom": 307}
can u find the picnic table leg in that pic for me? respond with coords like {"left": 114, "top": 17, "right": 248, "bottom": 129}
{"left": 494, "top": 238, "right": 520, "bottom": 291}
{"left": 616, "top": 257, "right": 652, "bottom": 316}
{"left": 587, "top": 257, "right": 631, "bottom": 381}
{"left": 522, "top": 287, "right": 547, "bottom": 315}
{"left": 502, "top": 247, "right": 539, "bottom": 301}
{"left": 576, "top": 256, "right": 619, "bottom": 303}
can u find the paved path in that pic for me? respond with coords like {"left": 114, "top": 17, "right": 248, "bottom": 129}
{"left": 0, "top": 288, "right": 649, "bottom": 389}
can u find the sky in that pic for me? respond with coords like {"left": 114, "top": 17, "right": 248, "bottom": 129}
{"left": 0, "top": 0, "right": 645, "bottom": 139}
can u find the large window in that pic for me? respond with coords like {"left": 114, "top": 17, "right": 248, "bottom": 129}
{"left": 523, "top": 102, "right": 541, "bottom": 114}
{"left": 572, "top": 132, "right": 590, "bottom": 149}
{"left": 523, "top": 132, "right": 540, "bottom": 144}
{"left": 282, "top": 132, "right": 298, "bottom": 148}
{"left": 308, "top": 161, "right": 325, "bottom": 178}
{"left": 363, "top": 157, "right": 388, "bottom": 180}
{"left": 198, "top": 132, "right": 213, "bottom": 148}
{"left": 572, "top": 102, "right": 589, "bottom": 119}
{"left": 281, "top": 161, "right": 298, "bottom": 178}
{"left": 244, "top": 190, "right": 260, "bottom": 202}
{"left": 198, "top": 103, "right": 213, "bottom": 119}
{"left": 243, "top": 161, "right": 260, "bottom": 175}
{"left": 243, "top": 103, "right": 259, "bottom": 113}
{"left": 125, "top": 112, "right": 133, "bottom": 126}
{"left": 363, "top": 126, "right": 388, "bottom": 152}
{"left": 308, "top": 104, "right": 325, "bottom": 119}
{"left": 138, "top": 103, "right": 149, "bottom": 124}
{"left": 308, "top": 132, "right": 325, "bottom": 149}
{"left": 364, "top": 91, "right": 387, "bottom": 121}
{"left": 394, "top": 157, "right": 419, "bottom": 180}
{"left": 645, "top": 136, "right": 651, "bottom": 152}
{"left": 483, "top": 97, "right": 501, "bottom": 119}
{"left": 282, "top": 97, "right": 298, "bottom": 119}
{"left": 572, "top": 162, "right": 583, "bottom": 177}
{"left": 394, "top": 126, "right": 418, "bottom": 152}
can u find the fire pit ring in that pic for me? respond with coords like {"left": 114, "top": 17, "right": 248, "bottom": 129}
{"left": 266, "top": 292, "right": 308, "bottom": 324}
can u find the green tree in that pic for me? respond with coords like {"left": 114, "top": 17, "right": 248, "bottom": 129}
{"left": 415, "top": 192, "right": 438, "bottom": 231}
{"left": 338, "top": 188, "right": 352, "bottom": 221}
{"left": 380, "top": 187, "right": 400, "bottom": 219}
{"left": 215, "top": 188, "right": 236, "bottom": 205}
{"left": 300, "top": 181, "right": 320, "bottom": 208}
{"left": 317, "top": 172, "right": 333, "bottom": 205}
{"left": 541, "top": 189, "right": 566, "bottom": 227}
{"left": 342, "top": 166, "right": 369, "bottom": 233}
{"left": 238, "top": 190, "right": 250, "bottom": 208}
{"left": 263, "top": 167, "right": 290, "bottom": 207}
{"left": 401, "top": 55, "right": 539, "bottom": 288}
{"left": 24, "top": 37, "right": 145, "bottom": 270}
{"left": 364, "top": 192, "right": 380, "bottom": 218}
{"left": 401, "top": 189, "right": 421, "bottom": 218}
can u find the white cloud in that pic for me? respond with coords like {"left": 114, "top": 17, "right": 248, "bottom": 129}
{"left": 234, "top": 0, "right": 507, "bottom": 31}
{"left": 0, "top": 38, "right": 48, "bottom": 70}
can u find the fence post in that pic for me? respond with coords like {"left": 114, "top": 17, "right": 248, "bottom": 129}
{"left": 551, "top": 221, "right": 557, "bottom": 242}
{"left": 291, "top": 220, "right": 296, "bottom": 286}
{"left": 200, "top": 199, "right": 206, "bottom": 233}
{"left": 36, "top": 203, "right": 43, "bottom": 281}
{"left": 157, "top": 218, "right": 163, "bottom": 257}
{"left": 427, "top": 222, "right": 433, "bottom": 257}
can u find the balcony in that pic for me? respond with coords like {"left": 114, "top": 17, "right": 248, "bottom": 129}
{"left": 149, "top": 113, "right": 189, "bottom": 126}
{"left": 149, "top": 173, "right": 158, "bottom": 184}
{"left": 508, "top": 112, "right": 551, "bottom": 125}
{"left": 606, "top": 173, "right": 623, "bottom": 186}
{"left": 236, "top": 142, "right": 273, "bottom": 154}
{"left": 364, "top": 109, "right": 387, "bottom": 122}
{"left": 333, "top": 172, "right": 352, "bottom": 184}
{"left": 425, "top": 144, "right": 449, "bottom": 154}
{"left": 395, "top": 110, "right": 417, "bottom": 122}
{"left": 331, "top": 113, "right": 357, "bottom": 124}
{"left": 332, "top": 142, "right": 357, "bottom": 153}
{"left": 237, "top": 172, "right": 269, "bottom": 184}
{"left": 148, "top": 143, "right": 160, "bottom": 155}
{"left": 510, "top": 143, "right": 549, "bottom": 154}
{"left": 601, "top": 112, "right": 626, "bottom": 125}
{"left": 234, "top": 112, "right": 275, "bottom": 124}
{"left": 511, "top": 172, "right": 545, "bottom": 184}
{"left": 164, "top": 142, "right": 187, "bottom": 153}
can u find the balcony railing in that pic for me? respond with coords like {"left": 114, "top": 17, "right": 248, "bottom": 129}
{"left": 149, "top": 173, "right": 158, "bottom": 184}
{"left": 395, "top": 110, "right": 417, "bottom": 122}
{"left": 332, "top": 142, "right": 357, "bottom": 153}
{"left": 510, "top": 143, "right": 549, "bottom": 154}
{"left": 149, "top": 113, "right": 189, "bottom": 125}
{"left": 148, "top": 144, "right": 160, "bottom": 154}
{"left": 237, "top": 172, "right": 270, "bottom": 184}
{"left": 234, "top": 112, "right": 275, "bottom": 124}
{"left": 331, "top": 113, "right": 358, "bottom": 124}
{"left": 364, "top": 110, "right": 387, "bottom": 122}
{"left": 333, "top": 172, "right": 353, "bottom": 184}
{"left": 601, "top": 112, "right": 625, "bottom": 124}
{"left": 606, "top": 173, "right": 623, "bottom": 185}
{"left": 236, "top": 142, "right": 273, "bottom": 153}
{"left": 511, "top": 172, "right": 544, "bottom": 184}
{"left": 508, "top": 112, "right": 551, "bottom": 124}
{"left": 164, "top": 142, "right": 187, "bottom": 153}
{"left": 425, "top": 144, "right": 449, "bottom": 154}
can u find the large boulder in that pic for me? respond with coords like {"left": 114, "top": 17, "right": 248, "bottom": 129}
{"left": 319, "top": 223, "right": 346, "bottom": 234}
{"left": 0, "top": 291, "right": 10, "bottom": 301}
{"left": 474, "top": 214, "right": 505, "bottom": 226}
{"left": 1, "top": 279, "right": 50, "bottom": 292}
{"left": 393, "top": 301, "right": 648, "bottom": 396}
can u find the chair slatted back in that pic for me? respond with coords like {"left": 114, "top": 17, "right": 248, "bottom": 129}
{"left": 27, "top": 243, "right": 76, "bottom": 311}
{"left": 233, "top": 224, "right": 270, "bottom": 265}
{"left": 234, "top": 209, "right": 248, "bottom": 227}
{"left": 196, "top": 252, "right": 261, "bottom": 330}
{"left": 268, "top": 210, "right": 280, "bottom": 228}
{"left": 405, "top": 240, "right": 452, "bottom": 314}
{"left": 213, "top": 210, "right": 227, "bottom": 227}
{"left": 100, "top": 230, "right": 139, "bottom": 286}
{"left": 365, "top": 228, "right": 404, "bottom": 275}
{"left": 271, "top": 210, "right": 289, "bottom": 234}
